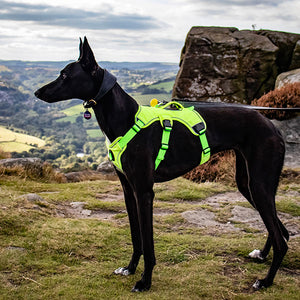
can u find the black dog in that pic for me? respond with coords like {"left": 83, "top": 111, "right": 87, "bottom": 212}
{"left": 35, "top": 37, "right": 289, "bottom": 292}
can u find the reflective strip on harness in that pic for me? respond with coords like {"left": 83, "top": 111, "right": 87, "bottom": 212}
{"left": 108, "top": 118, "right": 145, "bottom": 171}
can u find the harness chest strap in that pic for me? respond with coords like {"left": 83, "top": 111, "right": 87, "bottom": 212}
{"left": 107, "top": 103, "right": 211, "bottom": 172}
{"left": 155, "top": 119, "right": 172, "bottom": 170}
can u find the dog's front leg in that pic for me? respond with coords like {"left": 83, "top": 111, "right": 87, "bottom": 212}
{"left": 114, "top": 171, "right": 142, "bottom": 276}
{"left": 131, "top": 185, "right": 156, "bottom": 292}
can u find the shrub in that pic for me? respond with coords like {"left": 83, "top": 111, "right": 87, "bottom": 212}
{"left": 0, "top": 161, "right": 66, "bottom": 183}
{"left": 252, "top": 82, "right": 300, "bottom": 120}
{"left": 183, "top": 151, "right": 236, "bottom": 185}
{"left": 0, "top": 148, "right": 10, "bottom": 159}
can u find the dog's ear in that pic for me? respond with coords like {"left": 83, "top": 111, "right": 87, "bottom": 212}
{"left": 79, "top": 37, "right": 83, "bottom": 60}
{"left": 79, "top": 37, "right": 98, "bottom": 73}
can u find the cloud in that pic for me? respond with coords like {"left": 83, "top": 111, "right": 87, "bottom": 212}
{"left": 187, "top": 0, "right": 281, "bottom": 6}
{"left": 0, "top": 0, "right": 298, "bottom": 62}
{"left": 0, "top": 0, "right": 162, "bottom": 30}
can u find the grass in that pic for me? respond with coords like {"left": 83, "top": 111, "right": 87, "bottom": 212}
{"left": 61, "top": 104, "right": 83, "bottom": 116}
{"left": 86, "top": 129, "right": 104, "bottom": 138}
{"left": 0, "top": 174, "right": 299, "bottom": 299}
{"left": 0, "top": 126, "right": 45, "bottom": 152}
{"left": 57, "top": 104, "right": 96, "bottom": 124}
{"left": 154, "top": 178, "right": 234, "bottom": 201}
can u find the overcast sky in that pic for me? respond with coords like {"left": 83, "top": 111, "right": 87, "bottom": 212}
{"left": 0, "top": 0, "right": 299, "bottom": 62}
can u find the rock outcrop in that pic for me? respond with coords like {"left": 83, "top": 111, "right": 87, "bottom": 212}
{"left": 173, "top": 27, "right": 300, "bottom": 103}
{"left": 0, "top": 157, "right": 43, "bottom": 169}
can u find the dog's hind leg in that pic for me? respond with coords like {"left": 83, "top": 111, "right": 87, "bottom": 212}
{"left": 241, "top": 140, "right": 288, "bottom": 289}
{"left": 235, "top": 150, "right": 255, "bottom": 207}
{"left": 235, "top": 150, "right": 272, "bottom": 260}
{"left": 249, "top": 218, "right": 289, "bottom": 262}
{"left": 251, "top": 194, "right": 288, "bottom": 289}
{"left": 114, "top": 171, "right": 142, "bottom": 276}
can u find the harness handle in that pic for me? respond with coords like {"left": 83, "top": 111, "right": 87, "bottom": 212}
{"left": 159, "top": 101, "right": 184, "bottom": 110}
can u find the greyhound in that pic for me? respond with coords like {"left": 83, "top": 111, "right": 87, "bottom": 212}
{"left": 35, "top": 37, "right": 289, "bottom": 292}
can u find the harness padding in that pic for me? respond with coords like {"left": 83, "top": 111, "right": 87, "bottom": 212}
{"left": 107, "top": 101, "right": 210, "bottom": 172}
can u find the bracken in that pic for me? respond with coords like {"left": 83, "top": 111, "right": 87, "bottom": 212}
{"left": 252, "top": 82, "right": 300, "bottom": 120}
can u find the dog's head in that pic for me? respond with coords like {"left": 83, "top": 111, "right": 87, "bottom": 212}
{"left": 35, "top": 37, "right": 102, "bottom": 103}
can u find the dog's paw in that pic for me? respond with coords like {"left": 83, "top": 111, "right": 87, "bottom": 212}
{"left": 114, "top": 267, "right": 131, "bottom": 276}
{"left": 248, "top": 249, "right": 264, "bottom": 260}
{"left": 252, "top": 279, "right": 267, "bottom": 290}
{"left": 131, "top": 280, "right": 150, "bottom": 292}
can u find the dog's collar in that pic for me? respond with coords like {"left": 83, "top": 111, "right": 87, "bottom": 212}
{"left": 83, "top": 69, "right": 117, "bottom": 108}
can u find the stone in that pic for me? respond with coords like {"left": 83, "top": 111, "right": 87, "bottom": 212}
{"left": 6, "top": 246, "right": 26, "bottom": 252}
{"left": 173, "top": 27, "right": 300, "bottom": 103}
{"left": 23, "top": 193, "right": 45, "bottom": 203}
{"left": 0, "top": 157, "right": 43, "bottom": 168}
{"left": 0, "top": 157, "right": 44, "bottom": 176}
{"left": 272, "top": 116, "right": 300, "bottom": 168}
{"left": 275, "top": 68, "right": 300, "bottom": 88}
{"left": 64, "top": 172, "right": 84, "bottom": 182}
{"left": 97, "top": 160, "right": 116, "bottom": 174}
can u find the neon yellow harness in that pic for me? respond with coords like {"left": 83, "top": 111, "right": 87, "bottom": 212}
{"left": 107, "top": 101, "right": 210, "bottom": 172}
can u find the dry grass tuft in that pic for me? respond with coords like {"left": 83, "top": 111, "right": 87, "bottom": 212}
{"left": 0, "top": 162, "right": 66, "bottom": 183}
{"left": 183, "top": 151, "right": 236, "bottom": 185}
{"left": 252, "top": 82, "right": 300, "bottom": 120}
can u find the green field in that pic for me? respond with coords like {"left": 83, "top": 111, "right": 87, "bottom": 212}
{"left": 86, "top": 129, "right": 104, "bottom": 138}
{"left": 147, "top": 80, "right": 175, "bottom": 93}
{"left": 0, "top": 126, "right": 45, "bottom": 152}
{"left": 61, "top": 104, "right": 83, "bottom": 116}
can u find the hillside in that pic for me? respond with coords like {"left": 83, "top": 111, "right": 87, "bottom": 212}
{"left": 0, "top": 60, "right": 178, "bottom": 170}
{"left": 0, "top": 126, "right": 45, "bottom": 152}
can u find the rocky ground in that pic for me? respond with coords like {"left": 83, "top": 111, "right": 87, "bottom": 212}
{"left": 22, "top": 188, "right": 300, "bottom": 239}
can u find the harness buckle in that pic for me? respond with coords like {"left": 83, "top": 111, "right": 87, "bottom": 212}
{"left": 192, "top": 122, "right": 205, "bottom": 135}
{"left": 132, "top": 124, "right": 141, "bottom": 132}
{"left": 162, "top": 119, "right": 172, "bottom": 131}
{"left": 132, "top": 118, "right": 144, "bottom": 132}
{"left": 203, "top": 147, "right": 210, "bottom": 155}
{"left": 161, "top": 143, "right": 169, "bottom": 150}
{"left": 108, "top": 150, "right": 115, "bottom": 161}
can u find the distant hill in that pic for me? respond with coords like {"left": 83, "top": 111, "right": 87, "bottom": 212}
{"left": 0, "top": 59, "right": 178, "bottom": 170}
{"left": 0, "top": 60, "right": 178, "bottom": 92}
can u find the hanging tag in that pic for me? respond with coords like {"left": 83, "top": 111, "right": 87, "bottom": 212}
{"left": 84, "top": 110, "right": 92, "bottom": 120}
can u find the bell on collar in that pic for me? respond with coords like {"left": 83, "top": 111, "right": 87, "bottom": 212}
{"left": 84, "top": 110, "right": 92, "bottom": 120}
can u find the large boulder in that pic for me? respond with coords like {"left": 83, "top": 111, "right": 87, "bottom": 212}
{"left": 0, "top": 157, "right": 43, "bottom": 169}
{"left": 275, "top": 68, "right": 300, "bottom": 88}
{"left": 173, "top": 27, "right": 300, "bottom": 103}
{"left": 97, "top": 160, "right": 116, "bottom": 175}
{"left": 272, "top": 117, "right": 300, "bottom": 168}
